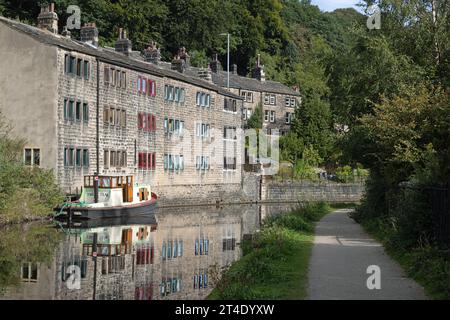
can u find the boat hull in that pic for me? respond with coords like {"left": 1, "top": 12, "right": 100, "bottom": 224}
{"left": 55, "top": 200, "right": 157, "bottom": 220}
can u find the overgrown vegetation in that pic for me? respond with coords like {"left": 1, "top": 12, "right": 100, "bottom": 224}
{"left": 344, "top": 1, "right": 450, "bottom": 300}
{"left": 0, "top": 112, "right": 63, "bottom": 225}
{"left": 208, "top": 202, "right": 331, "bottom": 300}
{"left": 0, "top": 223, "right": 62, "bottom": 291}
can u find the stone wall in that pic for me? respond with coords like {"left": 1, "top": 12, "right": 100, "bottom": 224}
{"left": 261, "top": 177, "right": 365, "bottom": 204}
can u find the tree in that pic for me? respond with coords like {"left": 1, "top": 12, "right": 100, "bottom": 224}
{"left": 292, "top": 94, "right": 333, "bottom": 161}
{"left": 247, "top": 103, "right": 262, "bottom": 130}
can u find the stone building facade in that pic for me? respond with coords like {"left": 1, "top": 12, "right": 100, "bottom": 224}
{"left": 207, "top": 54, "right": 301, "bottom": 136}
{"left": 0, "top": 7, "right": 243, "bottom": 200}
{"left": 2, "top": 205, "right": 262, "bottom": 300}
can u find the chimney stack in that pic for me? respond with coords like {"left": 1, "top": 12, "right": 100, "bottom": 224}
{"left": 143, "top": 41, "right": 161, "bottom": 65}
{"left": 252, "top": 54, "right": 266, "bottom": 82}
{"left": 61, "top": 26, "right": 71, "bottom": 38}
{"left": 210, "top": 54, "right": 222, "bottom": 73}
{"left": 171, "top": 47, "right": 190, "bottom": 73}
{"left": 198, "top": 67, "right": 213, "bottom": 82}
{"left": 80, "top": 23, "right": 99, "bottom": 47}
{"left": 232, "top": 64, "right": 238, "bottom": 75}
{"left": 171, "top": 55, "right": 186, "bottom": 73}
{"left": 115, "top": 28, "right": 132, "bottom": 55}
{"left": 37, "top": 3, "right": 58, "bottom": 34}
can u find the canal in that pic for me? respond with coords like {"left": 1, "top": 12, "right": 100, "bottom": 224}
{"left": 0, "top": 204, "right": 297, "bottom": 300}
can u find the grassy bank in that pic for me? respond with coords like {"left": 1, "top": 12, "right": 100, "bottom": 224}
{"left": 208, "top": 202, "right": 331, "bottom": 300}
{"left": 353, "top": 214, "right": 450, "bottom": 300}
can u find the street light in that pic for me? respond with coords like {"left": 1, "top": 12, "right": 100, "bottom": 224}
{"left": 220, "top": 33, "right": 230, "bottom": 89}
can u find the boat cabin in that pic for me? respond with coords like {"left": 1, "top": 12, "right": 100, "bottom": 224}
{"left": 80, "top": 175, "right": 153, "bottom": 208}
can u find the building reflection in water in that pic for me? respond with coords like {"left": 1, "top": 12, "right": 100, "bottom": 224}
{"left": 1, "top": 204, "right": 301, "bottom": 300}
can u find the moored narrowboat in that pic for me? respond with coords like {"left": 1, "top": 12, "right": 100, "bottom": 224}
{"left": 55, "top": 175, "right": 157, "bottom": 220}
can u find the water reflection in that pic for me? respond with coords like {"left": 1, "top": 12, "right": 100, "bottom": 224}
{"left": 0, "top": 204, "right": 297, "bottom": 300}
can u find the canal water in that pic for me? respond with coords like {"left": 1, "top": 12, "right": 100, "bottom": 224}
{"left": 0, "top": 204, "right": 297, "bottom": 300}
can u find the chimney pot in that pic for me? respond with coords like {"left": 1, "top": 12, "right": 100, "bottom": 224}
{"left": 143, "top": 41, "right": 161, "bottom": 65}
{"left": 210, "top": 54, "right": 222, "bottom": 73}
{"left": 81, "top": 22, "right": 99, "bottom": 47}
{"left": 115, "top": 28, "right": 132, "bottom": 55}
{"left": 232, "top": 64, "right": 238, "bottom": 75}
{"left": 37, "top": 3, "right": 58, "bottom": 34}
{"left": 252, "top": 54, "right": 266, "bottom": 82}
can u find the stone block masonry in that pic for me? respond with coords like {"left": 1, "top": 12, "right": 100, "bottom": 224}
{"left": 261, "top": 177, "right": 365, "bottom": 204}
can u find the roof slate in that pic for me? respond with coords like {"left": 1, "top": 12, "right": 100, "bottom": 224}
{"left": 0, "top": 16, "right": 242, "bottom": 99}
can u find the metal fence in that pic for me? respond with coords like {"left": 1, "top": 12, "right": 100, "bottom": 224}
{"left": 428, "top": 186, "right": 450, "bottom": 247}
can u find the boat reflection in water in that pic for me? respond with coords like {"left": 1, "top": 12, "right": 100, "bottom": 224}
{"left": 0, "top": 206, "right": 302, "bottom": 300}
{"left": 0, "top": 204, "right": 300, "bottom": 300}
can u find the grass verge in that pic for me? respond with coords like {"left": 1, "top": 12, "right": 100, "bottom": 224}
{"left": 208, "top": 202, "right": 332, "bottom": 300}
{"left": 354, "top": 214, "right": 450, "bottom": 300}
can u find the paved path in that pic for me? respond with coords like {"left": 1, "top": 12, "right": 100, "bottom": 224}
{"left": 307, "top": 209, "right": 427, "bottom": 300}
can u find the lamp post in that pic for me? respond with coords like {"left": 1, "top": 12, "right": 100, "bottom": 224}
{"left": 220, "top": 33, "right": 230, "bottom": 89}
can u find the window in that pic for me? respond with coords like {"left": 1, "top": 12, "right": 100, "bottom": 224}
{"left": 83, "top": 103, "right": 89, "bottom": 122}
{"left": 139, "top": 113, "right": 156, "bottom": 132}
{"left": 264, "top": 94, "right": 276, "bottom": 105}
{"left": 68, "top": 100, "right": 74, "bottom": 120}
{"left": 179, "top": 89, "right": 186, "bottom": 103}
{"left": 196, "top": 156, "right": 210, "bottom": 171}
{"left": 164, "top": 154, "right": 184, "bottom": 172}
{"left": 75, "top": 101, "right": 81, "bottom": 121}
{"left": 21, "top": 263, "right": 38, "bottom": 282}
{"left": 104, "top": 65, "right": 126, "bottom": 89}
{"left": 24, "top": 149, "right": 32, "bottom": 166}
{"left": 138, "top": 152, "right": 156, "bottom": 170}
{"left": 243, "top": 108, "right": 253, "bottom": 120}
{"left": 196, "top": 123, "right": 211, "bottom": 139}
{"left": 121, "top": 71, "right": 127, "bottom": 88}
{"left": 76, "top": 58, "right": 82, "bottom": 77}
{"left": 24, "top": 148, "right": 40, "bottom": 167}
{"left": 163, "top": 85, "right": 186, "bottom": 104}
{"left": 222, "top": 238, "right": 237, "bottom": 251}
{"left": 270, "top": 95, "right": 276, "bottom": 105}
{"left": 285, "top": 97, "right": 291, "bottom": 107}
{"left": 224, "top": 98, "right": 237, "bottom": 112}
{"left": 82, "top": 149, "right": 89, "bottom": 167}
{"left": 69, "top": 56, "right": 76, "bottom": 74}
{"left": 104, "top": 67, "right": 110, "bottom": 84}
{"left": 164, "top": 117, "right": 184, "bottom": 136}
{"left": 104, "top": 107, "right": 125, "bottom": 128}
{"left": 33, "top": 149, "right": 40, "bottom": 166}
{"left": 83, "top": 61, "right": 90, "bottom": 80}
{"left": 241, "top": 91, "right": 253, "bottom": 102}
{"left": 76, "top": 149, "right": 82, "bottom": 167}
{"left": 285, "top": 112, "right": 294, "bottom": 124}
{"left": 264, "top": 110, "right": 270, "bottom": 122}
{"left": 270, "top": 111, "right": 276, "bottom": 123}
{"left": 197, "top": 92, "right": 211, "bottom": 107}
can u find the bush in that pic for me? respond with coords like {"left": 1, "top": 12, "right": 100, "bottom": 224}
{"left": 209, "top": 202, "right": 331, "bottom": 300}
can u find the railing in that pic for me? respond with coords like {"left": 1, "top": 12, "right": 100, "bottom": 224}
{"left": 427, "top": 186, "right": 450, "bottom": 247}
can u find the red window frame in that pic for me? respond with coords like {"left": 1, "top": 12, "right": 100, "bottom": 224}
{"left": 152, "top": 115, "right": 156, "bottom": 131}
{"left": 147, "top": 114, "right": 152, "bottom": 132}
{"left": 138, "top": 112, "right": 143, "bottom": 129}
{"left": 138, "top": 153, "right": 143, "bottom": 169}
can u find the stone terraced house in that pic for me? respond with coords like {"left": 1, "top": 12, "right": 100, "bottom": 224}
{"left": 0, "top": 4, "right": 301, "bottom": 205}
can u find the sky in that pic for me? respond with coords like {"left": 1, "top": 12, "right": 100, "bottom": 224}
{"left": 311, "top": 0, "right": 363, "bottom": 13}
